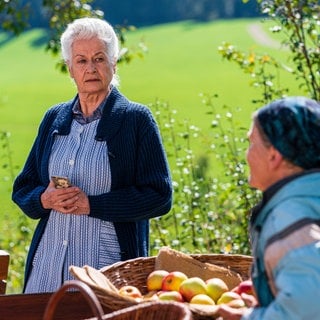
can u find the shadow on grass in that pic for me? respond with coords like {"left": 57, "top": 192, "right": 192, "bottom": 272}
{"left": 0, "top": 29, "right": 49, "bottom": 48}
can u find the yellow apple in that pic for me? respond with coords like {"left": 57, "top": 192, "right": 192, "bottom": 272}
{"left": 162, "top": 271, "right": 188, "bottom": 291}
{"left": 146, "top": 270, "right": 169, "bottom": 291}
{"left": 179, "top": 277, "right": 207, "bottom": 302}
{"left": 206, "top": 277, "right": 229, "bottom": 303}
{"left": 118, "top": 285, "right": 142, "bottom": 300}
{"left": 227, "top": 299, "right": 246, "bottom": 308}
{"left": 189, "top": 293, "right": 216, "bottom": 305}
{"left": 217, "top": 291, "right": 242, "bottom": 305}
{"left": 158, "top": 290, "right": 184, "bottom": 302}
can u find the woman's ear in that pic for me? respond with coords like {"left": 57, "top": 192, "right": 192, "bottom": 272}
{"left": 268, "top": 146, "right": 284, "bottom": 169}
{"left": 67, "top": 62, "right": 74, "bottom": 78}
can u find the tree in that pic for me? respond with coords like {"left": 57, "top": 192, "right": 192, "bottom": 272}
{"left": 0, "top": 0, "right": 30, "bottom": 34}
{"left": 0, "top": 0, "right": 146, "bottom": 71}
{"left": 243, "top": 0, "right": 320, "bottom": 100}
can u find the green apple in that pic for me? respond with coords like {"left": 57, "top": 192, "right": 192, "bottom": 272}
{"left": 158, "top": 290, "right": 184, "bottom": 302}
{"left": 206, "top": 277, "right": 229, "bottom": 303}
{"left": 161, "top": 271, "right": 188, "bottom": 291}
{"left": 189, "top": 293, "right": 216, "bottom": 305}
{"left": 179, "top": 276, "right": 207, "bottom": 302}
{"left": 217, "top": 291, "right": 242, "bottom": 305}
{"left": 146, "top": 269, "right": 169, "bottom": 291}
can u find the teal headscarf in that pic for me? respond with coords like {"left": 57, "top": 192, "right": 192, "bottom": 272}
{"left": 257, "top": 96, "right": 320, "bottom": 169}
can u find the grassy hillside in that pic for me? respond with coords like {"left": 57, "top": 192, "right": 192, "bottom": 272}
{"left": 0, "top": 18, "right": 300, "bottom": 164}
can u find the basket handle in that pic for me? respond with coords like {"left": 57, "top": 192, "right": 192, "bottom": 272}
{"left": 43, "top": 280, "right": 105, "bottom": 320}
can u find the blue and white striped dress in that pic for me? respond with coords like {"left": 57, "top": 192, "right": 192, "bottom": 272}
{"left": 25, "top": 117, "right": 121, "bottom": 293}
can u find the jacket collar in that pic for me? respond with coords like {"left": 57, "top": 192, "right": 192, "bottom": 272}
{"left": 52, "top": 86, "right": 128, "bottom": 142}
{"left": 96, "top": 86, "right": 128, "bottom": 142}
{"left": 250, "top": 169, "right": 320, "bottom": 229}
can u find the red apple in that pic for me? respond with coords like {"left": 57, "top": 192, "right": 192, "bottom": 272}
{"left": 162, "top": 271, "right": 188, "bottom": 291}
{"left": 234, "top": 280, "right": 254, "bottom": 295}
{"left": 147, "top": 270, "right": 169, "bottom": 291}
{"left": 179, "top": 277, "right": 207, "bottom": 302}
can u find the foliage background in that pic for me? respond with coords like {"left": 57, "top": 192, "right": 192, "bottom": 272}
{"left": 1, "top": 0, "right": 319, "bottom": 293}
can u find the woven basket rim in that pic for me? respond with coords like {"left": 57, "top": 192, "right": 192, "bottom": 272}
{"left": 87, "top": 300, "right": 193, "bottom": 320}
{"left": 100, "top": 253, "right": 253, "bottom": 273}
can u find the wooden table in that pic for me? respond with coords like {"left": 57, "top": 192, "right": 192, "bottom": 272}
{"left": 0, "top": 291, "right": 111, "bottom": 320}
{"left": 0, "top": 250, "right": 9, "bottom": 294}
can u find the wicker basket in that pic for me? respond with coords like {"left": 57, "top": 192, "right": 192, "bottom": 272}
{"left": 87, "top": 301, "right": 193, "bottom": 320}
{"left": 101, "top": 254, "right": 252, "bottom": 292}
{"left": 43, "top": 280, "right": 192, "bottom": 320}
{"left": 93, "top": 253, "right": 252, "bottom": 320}
{"left": 43, "top": 280, "right": 106, "bottom": 320}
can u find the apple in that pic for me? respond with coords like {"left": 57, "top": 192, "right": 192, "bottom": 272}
{"left": 234, "top": 280, "right": 254, "bottom": 296}
{"left": 147, "top": 270, "right": 169, "bottom": 291}
{"left": 162, "top": 271, "right": 188, "bottom": 291}
{"left": 217, "top": 291, "right": 242, "bottom": 305}
{"left": 118, "top": 285, "right": 142, "bottom": 299}
{"left": 143, "top": 290, "right": 159, "bottom": 301}
{"left": 158, "top": 290, "right": 184, "bottom": 302}
{"left": 227, "top": 299, "right": 246, "bottom": 308}
{"left": 189, "top": 293, "right": 216, "bottom": 305}
{"left": 206, "top": 277, "right": 229, "bottom": 303}
{"left": 179, "top": 277, "right": 207, "bottom": 302}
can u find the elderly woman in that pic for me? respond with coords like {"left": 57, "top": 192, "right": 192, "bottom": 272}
{"left": 12, "top": 17, "right": 172, "bottom": 293}
{"left": 218, "top": 96, "right": 320, "bottom": 319}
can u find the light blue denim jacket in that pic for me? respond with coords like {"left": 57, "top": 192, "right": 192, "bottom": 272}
{"left": 243, "top": 171, "right": 320, "bottom": 319}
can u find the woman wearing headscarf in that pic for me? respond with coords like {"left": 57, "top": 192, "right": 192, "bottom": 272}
{"left": 12, "top": 17, "right": 172, "bottom": 293}
{"left": 217, "top": 96, "right": 320, "bottom": 319}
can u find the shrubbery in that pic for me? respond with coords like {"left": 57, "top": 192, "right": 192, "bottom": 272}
{"left": 149, "top": 96, "right": 259, "bottom": 255}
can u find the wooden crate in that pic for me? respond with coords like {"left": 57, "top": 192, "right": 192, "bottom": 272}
{"left": 0, "top": 250, "right": 10, "bottom": 294}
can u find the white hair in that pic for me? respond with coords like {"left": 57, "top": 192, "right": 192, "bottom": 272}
{"left": 60, "top": 17, "right": 120, "bottom": 86}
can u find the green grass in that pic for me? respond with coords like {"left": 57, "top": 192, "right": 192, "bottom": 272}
{"left": 118, "top": 18, "right": 298, "bottom": 117}
{"left": 0, "top": 18, "right": 300, "bottom": 163}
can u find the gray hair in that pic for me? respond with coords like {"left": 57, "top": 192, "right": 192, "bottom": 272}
{"left": 256, "top": 96, "right": 320, "bottom": 169}
{"left": 60, "top": 17, "right": 120, "bottom": 85}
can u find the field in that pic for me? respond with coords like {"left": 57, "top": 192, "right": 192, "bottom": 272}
{"left": 0, "top": 18, "right": 300, "bottom": 161}
{"left": 0, "top": 18, "right": 303, "bottom": 292}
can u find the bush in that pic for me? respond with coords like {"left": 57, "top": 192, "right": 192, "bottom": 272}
{"left": 149, "top": 96, "right": 260, "bottom": 256}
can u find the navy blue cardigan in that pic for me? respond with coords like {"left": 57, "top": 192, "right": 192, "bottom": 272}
{"left": 12, "top": 87, "right": 172, "bottom": 289}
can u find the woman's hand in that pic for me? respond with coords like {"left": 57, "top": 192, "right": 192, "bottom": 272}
{"left": 216, "top": 293, "right": 258, "bottom": 320}
{"left": 41, "top": 180, "right": 90, "bottom": 214}
{"left": 216, "top": 304, "right": 246, "bottom": 320}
